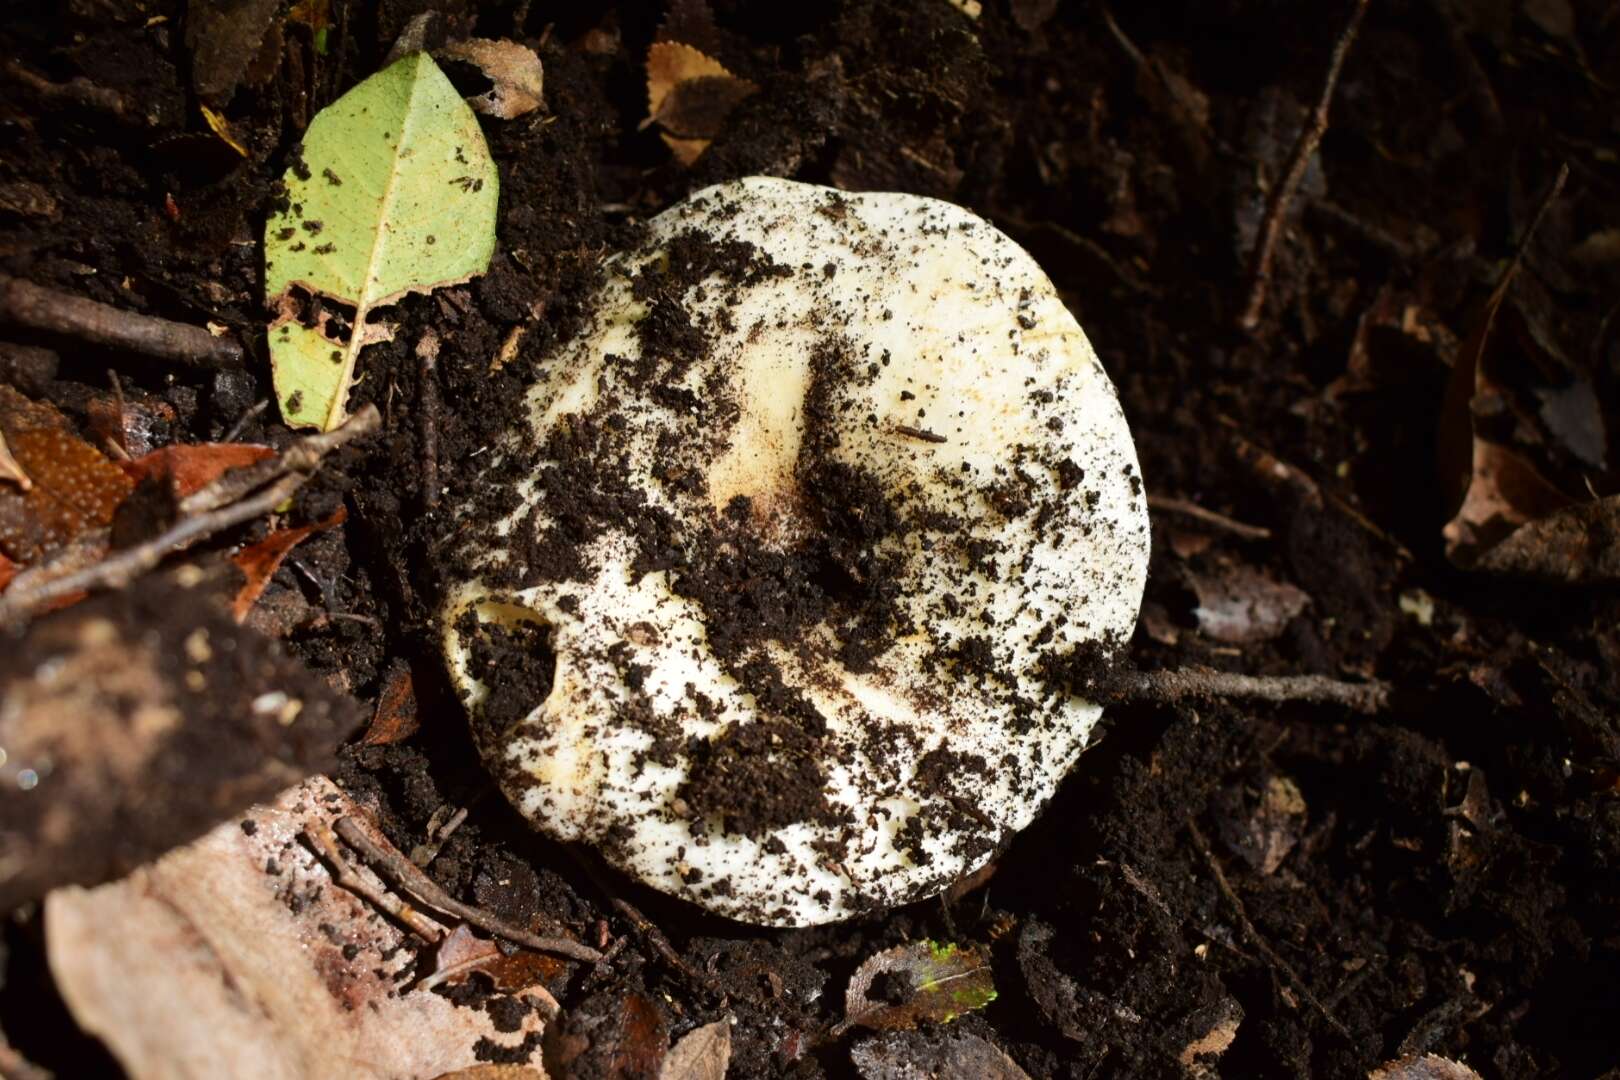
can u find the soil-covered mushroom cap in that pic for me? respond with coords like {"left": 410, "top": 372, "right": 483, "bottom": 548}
{"left": 441, "top": 177, "right": 1150, "bottom": 926}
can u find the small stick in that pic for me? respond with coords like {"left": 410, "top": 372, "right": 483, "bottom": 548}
{"left": 222, "top": 399, "right": 269, "bottom": 442}
{"left": 332, "top": 816, "right": 604, "bottom": 965}
{"left": 565, "top": 844, "right": 733, "bottom": 998}
{"left": 1187, "top": 818, "right": 1352, "bottom": 1040}
{"left": 0, "top": 406, "right": 380, "bottom": 625}
{"left": 1115, "top": 667, "right": 1389, "bottom": 715}
{"left": 0, "top": 273, "right": 243, "bottom": 368}
{"left": 4, "top": 60, "right": 131, "bottom": 118}
{"left": 306, "top": 819, "right": 445, "bottom": 944}
{"left": 1238, "top": 0, "right": 1370, "bottom": 331}
{"left": 417, "top": 330, "right": 442, "bottom": 509}
{"left": 1146, "top": 494, "right": 1272, "bottom": 540}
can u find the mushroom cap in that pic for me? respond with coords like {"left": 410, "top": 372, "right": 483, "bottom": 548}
{"left": 441, "top": 177, "right": 1149, "bottom": 926}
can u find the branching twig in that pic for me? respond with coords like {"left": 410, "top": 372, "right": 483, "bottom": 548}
{"left": 306, "top": 819, "right": 445, "bottom": 945}
{"left": 0, "top": 406, "right": 381, "bottom": 626}
{"left": 1187, "top": 818, "right": 1353, "bottom": 1040}
{"left": 1238, "top": 0, "right": 1370, "bottom": 331}
{"left": 1147, "top": 494, "right": 1272, "bottom": 540}
{"left": 0, "top": 273, "right": 243, "bottom": 368}
{"left": 1115, "top": 667, "right": 1389, "bottom": 715}
{"left": 331, "top": 817, "right": 604, "bottom": 965}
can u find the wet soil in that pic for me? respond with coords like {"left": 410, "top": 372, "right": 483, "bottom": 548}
{"left": 2, "top": 1, "right": 1619, "bottom": 1077}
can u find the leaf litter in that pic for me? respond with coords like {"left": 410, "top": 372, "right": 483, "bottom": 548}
{"left": 839, "top": 941, "right": 997, "bottom": 1035}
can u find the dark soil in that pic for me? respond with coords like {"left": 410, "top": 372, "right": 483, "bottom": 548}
{"left": 3, "top": 1, "right": 1619, "bottom": 1077}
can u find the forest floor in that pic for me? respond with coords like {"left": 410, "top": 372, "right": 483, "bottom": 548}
{"left": 1, "top": 1, "right": 1619, "bottom": 1077}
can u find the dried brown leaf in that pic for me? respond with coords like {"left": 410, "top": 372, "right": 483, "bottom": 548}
{"left": 1217, "top": 775, "right": 1307, "bottom": 876}
{"left": 842, "top": 941, "right": 996, "bottom": 1034}
{"left": 659, "top": 1018, "right": 731, "bottom": 1080}
{"left": 0, "top": 385, "right": 135, "bottom": 563}
{"left": 121, "top": 442, "right": 276, "bottom": 497}
{"left": 46, "top": 777, "right": 545, "bottom": 1078}
{"left": 645, "top": 42, "right": 756, "bottom": 166}
{"left": 438, "top": 39, "right": 544, "bottom": 120}
{"left": 362, "top": 662, "right": 421, "bottom": 745}
{"left": 229, "top": 505, "right": 346, "bottom": 622}
{"left": 1190, "top": 559, "right": 1310, "bottom": 644}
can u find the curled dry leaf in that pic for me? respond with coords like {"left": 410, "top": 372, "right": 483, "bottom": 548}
{"left": 0, "top": 385, "right": 134, "bottom": 564}
{"left": 437, "top": 39, "right": 544, "bottom": 119}
{"left": 542, "top": 989, "right": 667, "bottom": 1079}
{"left": 842, "top": 941, "right": 997, "bottom": 1034}
{"left": 658, "top": 1018, "right": 731, "bottom": 1080}
{"left": 229, "top": 504, "right": 347, "bottom": 621}
{"left": 46, "top": 777, "right": 546, "bottom": 1079}
{"left": 645, "top": 41, "right": 756, "bottom": 165}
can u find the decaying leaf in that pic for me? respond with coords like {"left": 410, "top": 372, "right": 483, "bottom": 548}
{"left": 851, "top": 1030, "right": 1030, "bottom": 1080}
{"left": 1437, "top": 169, "right": 1584, "bottom": 564}
{"left": 1215, "top": 774, "right": 1307, "bottom": 876}
{"left": 265, "top": 52, "right": 498, "bottom": 430}
{"left": 438, "top": 39, "right": 544, "bottom": 120}
{"left": 121, "top": 442, "right": 275, "bottom": 497}
{"left": 0, "top": 385, "right": 135, "bottom": 564}
{"left": 1368, "top": 1054, "right": 1484, "bottom": 1080}
{"left": 1189, "top": 559, "right": 1310, "bottom": 644}
{"left": 362, "top": 661, "right": 421, "bottom": 745}
{"left": 184, "top": 0, "right": 283, "bottom": 105}
{"left": 46, "top": 777, "right": 546, "bottom": 1079}
{"left": 659, "top": 1018, "right": 731, "bottom": 1080}
{"left": 842, "top": 941, "right": 997, "bottom": 1034}
{"left": 230, "top": 505, "right": 347, "bottom": 621}
{"left": 645, "top": 41, "right": 756, "bottom": 166}
{"left": 1475, "top": 495, "right": 1620, "bottom": 582}
{"left": 1175, "top": 997, "right": 1243, "bottom": 1078}
{"left": 0, "top": 571, "right": 361, "bottom": 909}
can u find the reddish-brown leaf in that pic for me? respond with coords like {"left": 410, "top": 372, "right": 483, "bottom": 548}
{"left": 122, "top": 442, "right": 275, "bottom": 498}
{"left": 0, "top": 550, "right": 16, "bottom": 592}
{"left": 0, "top": 386, "right": 134, "bottom": 563}
{"left": 361, "top": 663, "right": 421, "bottom": 746}
{"left": 229, "top": 506, "right": 346, "bottom": 622}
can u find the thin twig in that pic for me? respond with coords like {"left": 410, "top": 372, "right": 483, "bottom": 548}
{"left": 1238, "top": 0, "right": 1370, "bottom": 331}
{"left": 4, "top": 60, "right": 131, "bottom": 118}
{"left": 1115, "top": 667, "right": 1389, "bottom": 715}
{"left": 332, "top": 817, "right": 604, "bottom": 965}
{"left": 1186, "top": 818, "right": 1353, "bottom": 1040}
{"left": 222, "top": 398, "right": 269, "bottom": 442}
{"left": 565, "top": 844, "right": 734, "bottom": 998}
{"left": 417, "top": 330, "right": 442, "bottom": 509}
{"left": 1147, "top": 494, "right": 1272, "bottom": 540}
{"left": 306, "top": 819, "right": 445, "bottom": 944}
{"left": 0, "top": 406, "right": 380, "bottom": 625}
{"left": 0, "top": 273, "right": 243, "bottom": 367}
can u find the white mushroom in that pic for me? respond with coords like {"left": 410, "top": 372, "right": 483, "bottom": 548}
{"left": 440, "top": 177, "right": 1149, "bottom": 926}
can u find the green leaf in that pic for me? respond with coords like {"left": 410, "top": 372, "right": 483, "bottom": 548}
{"left": 840, "top": 940, "right": 997, "bottom": 1035}
{"left": 264, "top": 51, "right": 498, "bottom": 429}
